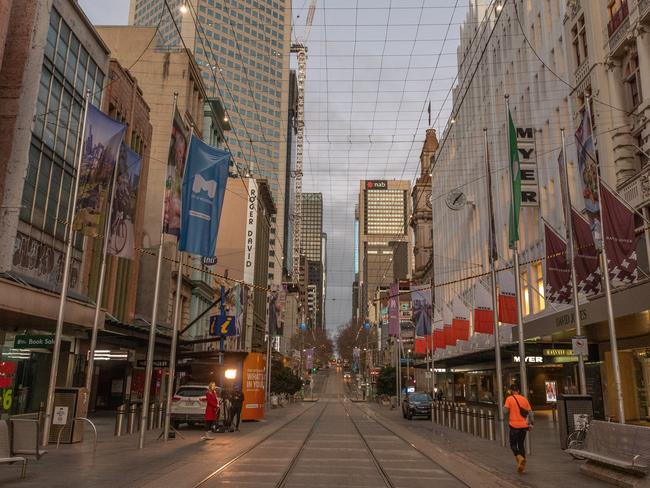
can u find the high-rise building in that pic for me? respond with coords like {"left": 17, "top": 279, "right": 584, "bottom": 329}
{"left": 301, "top": 192, "right": 324, "bottom": 328}
{"left": 129, "top": 0, "right": 292, "bottom": 286}
{"left": 357, "top": 180, "right": 411, "bottom": 322}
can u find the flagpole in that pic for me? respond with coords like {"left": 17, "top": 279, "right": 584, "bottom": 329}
{"left": 84, "top": 140, "right": 121, "bottom": 394}
{"left": 505, "top": 96, "right": 528, "bottom": 401}
{"left": 42, "top": 89, "right": 91, "bottom": 447}
{"left": 560, "top": 129, "right": 587, "bottom": 395}
{"left": 484, "top": 128, "right": 505, "bottom": 446}
{"left": 163, "top": 121, "right": 193, "bottom": 441}
{"left": 139, "top": 92, "right": 179, "bottom": 449}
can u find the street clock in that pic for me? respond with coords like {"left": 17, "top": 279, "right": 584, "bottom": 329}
{"left": 445, "top": 189, "right": 467, "bottom": 211}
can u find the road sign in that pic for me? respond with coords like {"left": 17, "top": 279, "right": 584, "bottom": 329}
{"left": 299, "top": 323, "right": 307, "bottom": 331}
{"left": 572, "top": 336, "right": 588, "bottom": 356}
{"left": 363, "top": 322, "right": 370, "bottom": 330}
{"left": 209, "top": 315, "right": 237, "bottom": 337}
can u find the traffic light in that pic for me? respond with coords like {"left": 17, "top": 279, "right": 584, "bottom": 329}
{"left": 312, "top": 367, "right": 317, "bottom": 374}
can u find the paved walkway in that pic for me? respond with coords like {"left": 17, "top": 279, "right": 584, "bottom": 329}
{"left": 0, "top": 401, "right": 311, "bottom": 487}
{"left": 368, "top": 402, "right": 612, "bottom": 488}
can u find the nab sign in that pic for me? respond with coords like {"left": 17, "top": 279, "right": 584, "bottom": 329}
{"left": 366, "top": 180, "right": 388, "bottom": 190}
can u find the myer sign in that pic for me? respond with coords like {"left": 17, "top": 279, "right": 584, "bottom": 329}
{"left": 243, "top": 179, "right": 258, "bottom": 285}
{"left": 516, "top": 127, "right": 540, "bottom": 207}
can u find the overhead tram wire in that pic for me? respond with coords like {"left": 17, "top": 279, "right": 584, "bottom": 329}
{"left": 161, "top": 0, "right": 287, "bottom": 276}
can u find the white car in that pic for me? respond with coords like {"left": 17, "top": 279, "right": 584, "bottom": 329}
{"left": 170, "top": 384, "right": 220, "bottom": 428}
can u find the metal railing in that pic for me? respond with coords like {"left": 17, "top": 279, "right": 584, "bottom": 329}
{"left": 432, "top": 400, "right": 497, "bottom": 442}
{"left": 56, "top": 417, "right": 97, "bottom": 454}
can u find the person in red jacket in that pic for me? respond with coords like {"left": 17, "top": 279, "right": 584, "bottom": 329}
{"left": 202, "top": 382, "right": 219, "bottom": 440}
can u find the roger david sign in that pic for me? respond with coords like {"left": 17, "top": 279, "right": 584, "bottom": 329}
{"left": 516, "top": 127, "right": 540, "bottom": 207}
{"left": 243, "top": 179, "right": 258, "bottom": 285}
{"left": 366, "top": 180, "right": 387, "bottom": 190}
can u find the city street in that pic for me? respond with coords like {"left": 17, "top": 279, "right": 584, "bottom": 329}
{"left": 0, "top": 370, "right": 529, "bottom": 488}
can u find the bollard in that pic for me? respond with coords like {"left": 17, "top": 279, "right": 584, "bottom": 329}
{"left": 459, "top": 406, "right": 465, "bottom": 432}
{"left": 479, "top": 409, "right": 486, "bottom": 438}
{"left": 148, "top": 402, "right": 156, "bottom": 430}
{"left": 487, "top": 410, "right": 495, "bottom": 441}
{"left": 472, "top": 408, "right": 478, "bottom": 436}
{"left": 433, "top": 401, "right": 438, "bottom": 423}
{"left": 127, "top": 403, "right": 139, "bottom": 434}
{"left": 114, "top": 404, "right": 126, "bottom": 436}
{"left": 443, "top": 402, "right": 449, "bottom": 427}
{"left": 454, "top": 404, "right": 460, "bottom": 430}
{"left": 466, "top": 407, "right": 473, "bottom": 435}
{"left": 446, "top": 402, "right": 451, "bottom": 427}
{"left": 157, "top": 402, "right": 165, "bottom": 429}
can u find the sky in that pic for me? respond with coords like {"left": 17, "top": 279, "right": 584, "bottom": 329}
{"left": 79, "top": 0, "right": 466, "bottom": 331}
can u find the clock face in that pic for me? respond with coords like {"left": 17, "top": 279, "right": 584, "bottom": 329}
{"left": 426, "top": 192, "right": 432, "bottom": 208}
{"left": 445, "top": 189, "right": 467, "bottom": 210}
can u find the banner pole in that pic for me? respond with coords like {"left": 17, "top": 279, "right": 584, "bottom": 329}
{"left": 85, "top": 137, "right": 121, "bottom": 394}
{"left": 560, "top": 129, "right": 587, "bottom": 395}
{"left": 505, "top": 95, "right": 530, "bottom": 454}
{"left": 484, "top": 128, "right": 505, "bottom": 447}
{"left": 163, "top": 121, "right": 194, "bottom": 441}
{"left": 139, "top": 92, "right": 179, "bottom": 449}
{"left": 42, "top": 89, "right": 91, "bottom": 447}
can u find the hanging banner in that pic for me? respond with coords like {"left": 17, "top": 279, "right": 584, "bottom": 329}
{"left": 497, "top": 270, "right": 518, "bottom": 325}
{"left": 179, "top": 135, "right": 230, "bottom": 256}
{"left": 75, "top": 105, "right": 127, "bottom": 236}
{"left": 443, "top": 303, "right": 455, "bottom": 347}
{"left": 267, "top": 284, "right": 286, "bottom": 336}
{"left": 412, "top": 285, "right": 432, "bottom": 337}
{"left": 388, "top": 283, "right": 399, "bottom": 337}
{"left": 432, "top": 305, "right": 445, "bottom": 350}
{"left": 571, "top": 207, "right": 602, "bottom": 296}
{"left": 108, "top": 144, "right": 142, "bottom": 259}
{"left": 544, "top": 222, "right": 572, "bottom": 304}
{"left": 574, "top": 108, "right": 600, "bottom": 224}
{"left": 473, "top": 281, "right": 494, "bottom": 334}
{"left": 600, "top": 181, "right": 638, "bottom": 286}
{"left": 306, "top": 348, "right": 315, "bottom": 371}
{"left": 163, "top": 110, "right": 189, "bottom": 237}
{"left": 452, "top": 296, "right": 470, "bottom": 342}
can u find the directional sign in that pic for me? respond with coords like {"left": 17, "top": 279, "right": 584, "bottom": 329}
{"left": 209, "top": 315, "right": 237, "bottom": 337}
{"left": 363, "top": 322, "right": 371, "bottom": 330}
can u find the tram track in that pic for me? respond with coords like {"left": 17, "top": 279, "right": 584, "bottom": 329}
{"left": 343, "top": 400, "right": 470, "bottom": 488}
{"left": 192, "top": 401, "right": 327, "bottom": 487}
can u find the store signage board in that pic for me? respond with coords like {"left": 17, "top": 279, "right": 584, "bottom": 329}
{"left": 13, "top": 335, "right": 54, "bottom": 349}
{"left": 136, "top": 359, "right": 169, "bottom": 368}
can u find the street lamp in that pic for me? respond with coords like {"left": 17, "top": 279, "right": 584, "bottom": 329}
{"left": 179, "top": 2, "right": 189, "bottom": 14}
{"left": 224, "top": 368, "right": 237, "bottom": 380}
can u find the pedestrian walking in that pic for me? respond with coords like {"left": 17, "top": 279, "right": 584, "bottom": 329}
{"left": 504, "top": 383, "right": 533, "bottom": 474}
{"left": 230, "top": 387, "right": 244, "bottom": 431}
{"left": 202, "top": 382, "right": 219, "bottom": 440}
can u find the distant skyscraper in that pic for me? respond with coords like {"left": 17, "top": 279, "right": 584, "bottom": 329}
{"left": 129, "top": 0, "right": 292, "bottom": 285}
{"left": 358, "top": 180, "right": 411, "bottom": 321}
{"left": 301, "top": 192, "right": 324, "bottom": 328}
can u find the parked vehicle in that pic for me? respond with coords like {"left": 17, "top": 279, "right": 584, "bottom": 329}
{"left": 401, "top": 392, "right": 433, "bottom": 420}
{"left": 170, "top": 384, "right": 221, "bottom": 428}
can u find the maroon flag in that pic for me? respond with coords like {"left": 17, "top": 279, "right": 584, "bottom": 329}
{"left": 600, "top": 181, "right": 638, "bottom": 286}
{"left": 544, "top": 222, "right": 572, "bottom": 304}
{"left": 571, "top": 207, "right": 602, "bottom": 296}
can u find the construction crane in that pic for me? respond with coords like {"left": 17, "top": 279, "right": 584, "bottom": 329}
{"left": 291, "top": 0, "right": 317, "bottom": 285}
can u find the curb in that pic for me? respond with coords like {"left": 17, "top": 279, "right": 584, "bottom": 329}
{"left": 358, "top": 404, "right": 531, "bottom": 488}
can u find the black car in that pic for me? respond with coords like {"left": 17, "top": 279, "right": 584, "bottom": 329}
{"left": 401, "top": 392, "right": 433, "bottom": 420}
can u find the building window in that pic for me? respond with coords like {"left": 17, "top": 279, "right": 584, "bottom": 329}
{"left": 571, "top": 14, "right": 587, "bottom": 66}
{"left": 520, "top": 270, "right": 530, "bottom": 316}
{"left": 624, "top": 54, "right": 642, "bottom": 109}
{"left": 533, "top": 261, "right": 545, "bottom": 313}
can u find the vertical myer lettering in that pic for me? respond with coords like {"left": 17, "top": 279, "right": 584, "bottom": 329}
{"left": 516, "top": 127, "right": 534, "bottom": 140}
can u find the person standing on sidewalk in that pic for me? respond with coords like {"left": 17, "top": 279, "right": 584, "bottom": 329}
{"left": 202, "top": 382, "right": 219, "bottom": 440}
{"left": 504, "top": 383, "right": 533, "bottom": 474}
{"left": 230, "top": 387, "right": 244, "bottom": 431}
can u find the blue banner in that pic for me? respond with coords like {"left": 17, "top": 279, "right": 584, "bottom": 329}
{"left": 179, "top": 135, "right": 230, "bottom": 256}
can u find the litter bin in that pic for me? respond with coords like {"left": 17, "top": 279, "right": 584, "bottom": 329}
{"left": 49, "top": 387, "right": 89, "bottom": 444}
{"left": 557, "top": 394, "right": 593, "bottom": 449}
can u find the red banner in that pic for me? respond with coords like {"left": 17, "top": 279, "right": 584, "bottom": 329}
{"left": 600, "top": 181, "right": 638, "bottom": 286}
{"left": 498, "top": 271, "right": 517, "bottom": 325}
{"left": 473, "top": 282, "right": 494, "bottom": 334}
{"left": 571, "top": 207, "right": 601, "bottom": 296}
{"left": 452, "top": 297, "right": 470, "bottom": 342}
{"left": 544, "top": 222, "right": 572, "bottom": 304}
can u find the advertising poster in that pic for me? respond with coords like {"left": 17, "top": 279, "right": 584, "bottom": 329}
{"left": 545, "top": 381, "right": 557, "bottom": 403}
{"left": 163, "top": 111, "right": 189, "bottom": 237}
{"left": 241, "top": 352, "right": 266, "bottom": 420}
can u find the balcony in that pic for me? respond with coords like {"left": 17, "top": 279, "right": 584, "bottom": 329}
{"left": 607, "top": 1, "right": 631, "bottom": 55}
{"left": 619, "top": 163, "right": 650, "bottom": 209}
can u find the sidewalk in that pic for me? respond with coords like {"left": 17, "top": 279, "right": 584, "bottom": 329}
{"left": 0, "top": 402, "right": 311, "bottom": 488}
{"left": 368, "top": 403, "right": 613, "bottom": 488}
